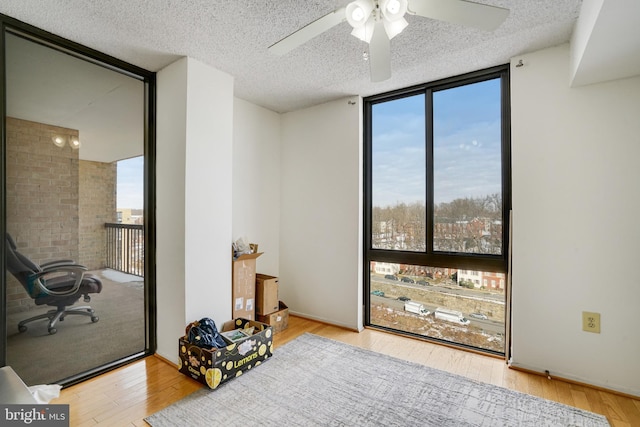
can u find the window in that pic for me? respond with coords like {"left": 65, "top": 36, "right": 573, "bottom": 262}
{"left": 371, "top": 93, "right": 425, "bottom": 252}
{"left": 364, "top": 66, "right": 510, "bottom": 354}
{"left": 1, "top": 20, "right": 156, "bottom": 385}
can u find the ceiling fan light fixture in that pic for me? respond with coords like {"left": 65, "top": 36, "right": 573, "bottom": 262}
{"left": 268, "top": 0, "right": 510, "bottom": 84}
{"left": 381, "top": 0, "right": 408, "bottom": 21}
{"left": 346, "top": 0, "right": 374, "bottom": 29}
{"left": 352, "top": 7, "right": 365, "bottom": 22}
{"left": 383, "top": 16, "right": 408, "bottom": 40}
{"left": 350, "top": 18, "right": 375, "bottom": 43}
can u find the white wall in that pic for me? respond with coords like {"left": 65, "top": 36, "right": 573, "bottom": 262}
{"left": 280, "top": 96, "right": 363, "bottom": 331}
{"left": 232, "top": 98, "right": 281, "bottom": 276}
{"left": 156, "top": 58, "right": 187, "bottom": 362}
{"left": 154, "top": 43, "right": 640, "bottom": 396}
{"left": 156, "top": 57, "right": 234, "bottom": 362}
{"left": 183, "top": 58, "right": 234, "bottom": 327}
{"left": 510, "top": 44, "right": 640, "bottom": 395}
{"left": 569, "top": 0, "right": 603, "bottom": 85}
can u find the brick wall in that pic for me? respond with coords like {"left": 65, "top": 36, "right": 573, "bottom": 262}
{"left": 5, "top": 117, "right": 116, "bottom": 314}
{"left": 79, "top": 160, "right": 117, "bottom": 269}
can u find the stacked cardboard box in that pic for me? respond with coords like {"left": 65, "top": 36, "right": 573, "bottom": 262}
{"left": 256, "top": 273, "right": 289, "bottom": 333}
{"left": 255, "top": 274, "right": 279, "bottom": 315}
{"left": 258, "top": 301, "right": 289, "bottom": 333}
{"left": 232, "top": 245, "right": 262, "bottom": 320}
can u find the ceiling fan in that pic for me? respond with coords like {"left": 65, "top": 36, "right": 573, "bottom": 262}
{"left": 268, "top": 0, "right": 509, "bottom": 82}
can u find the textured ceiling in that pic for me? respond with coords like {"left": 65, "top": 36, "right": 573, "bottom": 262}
{"left": 0, "top": 0, "right": 583, "bottom": 113}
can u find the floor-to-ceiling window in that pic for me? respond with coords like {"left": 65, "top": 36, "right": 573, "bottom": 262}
{"left": 1, "top": 16, "right": 156, "bottom": 386}
{"left": 364, "top": 65, "right": 511, "bottom": 355}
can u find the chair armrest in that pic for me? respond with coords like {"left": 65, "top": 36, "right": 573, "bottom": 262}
{"left": 29, "top": 266, "right": 88, "bottom": 296}
{"left": 40, "top": 259, "right": 76, "bottom": 268}
{"left": 41, "top": 261, "right": 87, "bottom": 272}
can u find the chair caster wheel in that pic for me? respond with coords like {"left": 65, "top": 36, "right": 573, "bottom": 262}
{"left": 18, "top": 325, "right": 27, "bottom": 333}
{"left": 91, "top": 316, "right": 99, "bottom": 323}
{"left": 48, "top": 328, "right": 57, "bottom": 335}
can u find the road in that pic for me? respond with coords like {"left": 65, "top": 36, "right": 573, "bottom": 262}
{"left": 370, "top": 294, "right": 504, "bottom": 335}
{"left": 372, "top": 277, "right": 505, "bottom": 303}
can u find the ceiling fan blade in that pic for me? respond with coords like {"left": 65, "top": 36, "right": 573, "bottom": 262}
{"left": 268, "top": 7, "right": 346, "bottom": 55}
{"left": 409, "top": 0, "right": 509, "bottom": 31}
{"left": 369, "top": 21, "right": 391, "bottom": 82}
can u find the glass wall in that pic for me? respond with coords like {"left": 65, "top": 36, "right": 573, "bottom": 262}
{"left": 365, "top": 66, "right": 510, "bottom": 354}
{"left": 2, "top": 23, "right": 154, "bottom": 386}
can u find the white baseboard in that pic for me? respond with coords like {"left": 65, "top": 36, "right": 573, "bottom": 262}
{"left": 289, "top": 310, "right": 363, "bottom": 332}
{"left": 509, "top": 361, "right": 639, "bottom": 398}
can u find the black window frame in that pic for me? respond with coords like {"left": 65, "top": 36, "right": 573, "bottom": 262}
{"left": 0, "top": 13, "right": 157, "bottom": 386}
{"left": 363, "top": 65, "right": 511, "bottom": 336}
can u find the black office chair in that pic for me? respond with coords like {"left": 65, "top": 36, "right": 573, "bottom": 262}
{"left": 5, "top": 233, "right": 102, "bottom": 335}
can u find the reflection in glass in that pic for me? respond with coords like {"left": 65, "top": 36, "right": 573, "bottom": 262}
{"left": 4, "top": 33, "right": 146, "bottom": 385}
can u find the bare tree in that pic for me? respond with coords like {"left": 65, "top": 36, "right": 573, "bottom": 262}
{"left": 373, "top": 194, "right": 502, "bottom": 254}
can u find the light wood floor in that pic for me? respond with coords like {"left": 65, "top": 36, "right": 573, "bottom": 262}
{"left": 52, "top": 315, "right": 640, "bottom": 426}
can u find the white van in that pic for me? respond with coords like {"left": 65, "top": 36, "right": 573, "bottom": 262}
{"left": 434, "top": 307, "right": 470, "bottom": 325}
{"left": 404, "top": 301, "right": 430, "bottom": 316}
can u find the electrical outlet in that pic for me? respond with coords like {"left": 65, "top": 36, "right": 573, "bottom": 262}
{"left": 582, "top": 311, "right": 600, "bottom": 333}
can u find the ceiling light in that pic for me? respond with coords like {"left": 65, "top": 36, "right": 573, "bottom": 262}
{"left": 351, "top": 7, "right": 365, "bottom": 22}
{"left": 386, "top": 0, "right": 400, "bottom": 14}
{"left": 382, "top": 16, "right": 408, "bottom": 39}
{"left": 350, "top": 18, "right": 375, "bottom": 43}
{"left": 346, "top": 0, "right": 374, "bottom": 29}
{"left": 346, "top": 0, "right": 408, "bottom": 43}
{"left": 52, "top": 136, "right": 65, "bottom": 148}
{"left": 381, "top": 0, "right": 407, "bottom": 21}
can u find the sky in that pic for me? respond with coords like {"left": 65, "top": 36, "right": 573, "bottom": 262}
{"left": 372, "top": 78, "right": 502, "bottom": 207}
{"left": 116, "top": 80, "right": 501, "bottom": 211}
{"left": 117, "top": 156, "right": 144, "bottom": 209}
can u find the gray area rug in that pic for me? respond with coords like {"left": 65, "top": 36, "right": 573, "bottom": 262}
{"left": 146, "top": 333, "right": 609, "bottom": 427}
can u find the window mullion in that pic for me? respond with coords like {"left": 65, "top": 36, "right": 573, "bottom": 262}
{"left": 425, "top": 88, "right": 434, "bottom": 255}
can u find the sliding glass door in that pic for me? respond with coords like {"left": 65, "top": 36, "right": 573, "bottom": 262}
{"left": 1, "top": 16, "right": 156, "bottom": 386}
{"left": 364, "top": 66, "right": 511, "bottom": 355}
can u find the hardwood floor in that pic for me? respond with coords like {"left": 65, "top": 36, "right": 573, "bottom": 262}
{"left": 53, "top": 315, "right": 640, "bottom": 426}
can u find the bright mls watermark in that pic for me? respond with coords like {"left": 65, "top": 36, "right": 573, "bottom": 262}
{"left": 1, "top": 405, "right": 69, "bottom": 426}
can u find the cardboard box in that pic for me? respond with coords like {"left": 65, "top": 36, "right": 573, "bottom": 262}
{"left": 255, "top": 273, "right": 279, "bottom": 315}
{"left": 232, "top": 250, "right": 263, "bottom": 320}
{"left": 257, "top": 301, "right": 289, "bottom": 334}
{"left": 178, "top": 318, "right": 274, "bottom": 389}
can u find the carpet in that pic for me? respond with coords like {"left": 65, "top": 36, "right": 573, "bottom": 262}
{"left": 146, "top": 333, "right": 609, "bottom": 427}
{"left": 6, "top": 269, "right": 145, "bottom": 385}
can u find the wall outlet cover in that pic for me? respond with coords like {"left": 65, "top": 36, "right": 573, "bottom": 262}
{"left": 582, "top": 311, "right": 601, "bottom": 334}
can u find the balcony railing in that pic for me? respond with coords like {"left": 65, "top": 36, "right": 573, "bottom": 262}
{"left": 105, "top": 223, "right": 144, "bottom": 277}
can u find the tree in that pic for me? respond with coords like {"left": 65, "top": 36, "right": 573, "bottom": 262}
{"left": 373, "top": 194, "right": 502, "bottom": 254}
